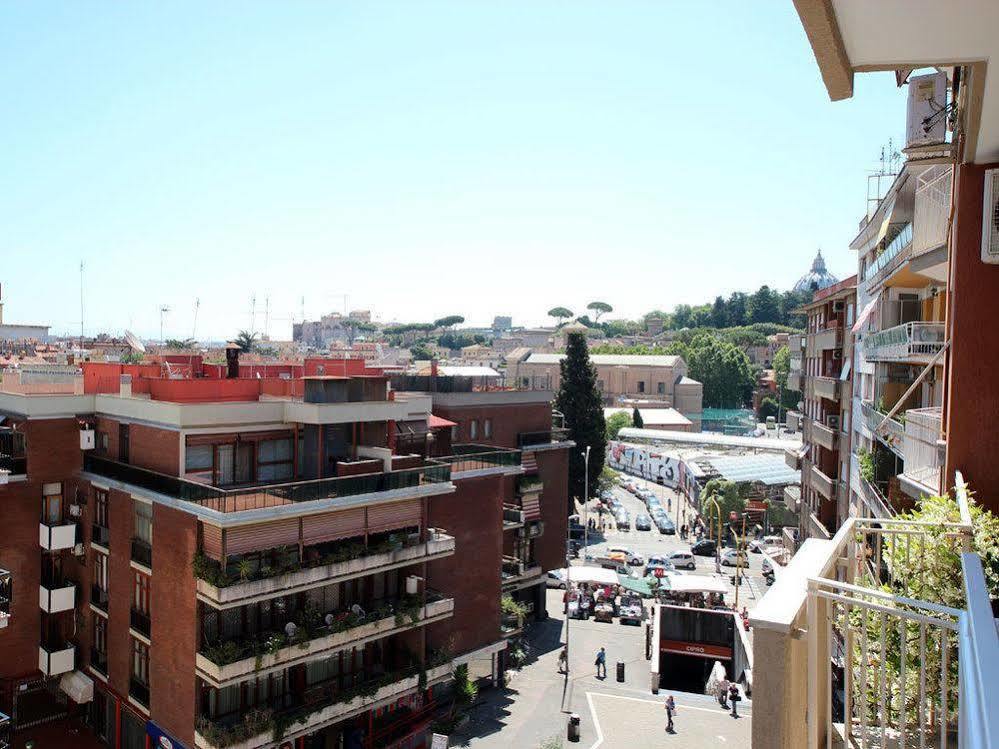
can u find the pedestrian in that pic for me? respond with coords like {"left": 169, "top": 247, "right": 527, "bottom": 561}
{"left": 594, "top": 647, "right": 606, "bottom": 679}
{"left": 667, "top": 497, "right": 672, "bottom": 512}
{"left": 558, "top": 646, "right": 568, "bottom": 674}
{"left": 718, "top": 676, "right": 730, "bottom": 708}
{"left": 664, "top": 694, "right": 676, "bottom": 733}
{"left": 729, "top": 683, "right": 741, "bottom": 717}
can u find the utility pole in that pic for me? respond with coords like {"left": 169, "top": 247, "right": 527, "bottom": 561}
{"left": 249, "top": 295, "right": 256, "bottom": 334}
{"left": 79, "top": 260, "right": 85, "bottom": 346}
{"left": 264, "top": 296, "right": 270, "bottom": 340}
{"left": 159, "top": 306, "right": 170, "bottom": 345}
{"left": 582, "top": 446, "right": 591, "bottom": 554}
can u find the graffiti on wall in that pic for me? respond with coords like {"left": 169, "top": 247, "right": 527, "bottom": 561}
{"left": 608, "top": 441, "right": 680, "bottom": 487}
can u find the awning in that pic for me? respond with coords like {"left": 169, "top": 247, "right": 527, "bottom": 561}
{"left": 852, "top": 293, "right": 880, "bottom": 333}
{"left": 59, "top": 670, "right": 94, "bottom": 704}
{"left": 427, "top": 414, "right": 457, "bottom": 429}
{"left": 660, "top": 573, "right": 728, "bottom": 595}
{"left": 618, "top": 575, "right": 655, "bottom": 597}
{"left": 839, "top": 357, "right": 852, "bottom": 381}
{"left": 875, "top": 195, "right": 897, "bottom": 246}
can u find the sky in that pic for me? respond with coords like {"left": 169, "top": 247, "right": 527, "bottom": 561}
{"left": 0, "top": 2, "right": 908, "bottom": 340}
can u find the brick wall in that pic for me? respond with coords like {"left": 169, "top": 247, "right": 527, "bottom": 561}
{"left": 433, "top": 402, "right": 551, "bottom": 449}
{"left": 107, "top": 488, "right": 137, "bottom": 695}
{"left": 534, "top": 448, "right": 569, "bottom": 574}
{"left": 425, "top": 474, "right": 504, "bottom": 656}
{"left": 94, "top": 417, "right": 181, "bottom": 475}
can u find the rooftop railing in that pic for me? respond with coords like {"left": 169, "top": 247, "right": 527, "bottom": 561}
{"left": 83, "top": 454, "right": 452, "bottom": 514}
{"left": 0, "top": 430, "right": 26, "bottom": 476}
{"left": 435, "top": 444, "right": 522, "bottom": 473}
{"left": 517, "top": 429, "right": 569, "bottom": 447}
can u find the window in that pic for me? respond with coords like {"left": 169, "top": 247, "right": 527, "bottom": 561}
{"left": 257, "top": 438, "right": 293, "bottom": 482}
{"left": 94, "top": 552, "right": 108, "bottom": 593}
{"left": 451, "top": 425, "right": 459, "bottom": 441}
{"left": 41, "top": 483, "right": 63, "bottom": 524}
{"left": 93, "top": 615, "right": 107, "bottom": 653}
{"left": 657, "top": 382, "right": 666, "bottom": 395}
{"left": 133, "top": 572, "right": 150, "bottom": 616}
{"left": 133, "top": 502, "right": 152, "bottom": 545}
{"left": 637, "top": 381, "right": 645, "bottom": 394}
{"left": 131, "top": 639, "right": 149, "bottom": 685}
{"left": 483, "top": 419, "right": 492, "bottom": 439}
{"left": 119, "top": 424, "right": 130, "bottom": 463}
{"left": 95, "top": 489, "right": 109, "bottom": 529}
{"left": 469, "top": 420, "right": 478, "bottom": 440}
{"left": 184, "top": 444, "right": 213, "bottom": 482}
{"left": 97, "top": 431, "right": 109, "bottom": 453}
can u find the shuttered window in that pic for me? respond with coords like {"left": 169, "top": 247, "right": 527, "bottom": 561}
{"left": 201, "top": 524, "right": 223, "bottom": 560}
{"left": 225, "top": 518, "right": 299, "bottom": 556}
{"left": 522, "top": 495, "right": 541, "bottom": 521}
{"left": 301, "top": 508, "right": 365, "bottom": 544}
{"left": 366, "top": 499, "right": 421, "bottom": 533}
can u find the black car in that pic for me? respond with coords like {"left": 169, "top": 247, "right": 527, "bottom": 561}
{"left": 654, "top": 515, "right": 676, "bottom": 535}
{"left": 690, "top": 539, "right": 717, "bottom": 556}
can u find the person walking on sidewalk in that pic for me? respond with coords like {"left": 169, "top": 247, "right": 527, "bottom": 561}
{"left": 558, "top": 646, "right": 568, "bottom": 674}
{"left": 729, "top": 683, "right": 741, "bottom": 717}
{"left": 594, "top": 647, "right": 607, "bottom": 679}
{"left": 718, "top": 677, "right": 730, "bottom": 708}
{"left": 664, "top": 695, "right": 676, "bottom": 733}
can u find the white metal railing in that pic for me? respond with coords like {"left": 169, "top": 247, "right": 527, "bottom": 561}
{"left": 901, "top": 407, "right": 945, "bottom": 496}
{"left": 863, "top": 321, "right": 946, "bottom": 362}
{"left": 861, "top": 399, "right": 905, "bottom": 455}
{"left": 805, "top": 473, "right": 994, "bottom": 749}
{"left": 913, "top": 165, "right": 952, "bottom": 258}
{"left": 864, "top": 223, "right": 913, "bottom": 288}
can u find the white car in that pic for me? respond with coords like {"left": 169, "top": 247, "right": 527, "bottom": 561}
{"left": 607, "top": 547, "right": 644, "bottom": 566}
{"left": 667, "top": 551, "right": 697, "bottom": 570}
{"left": 721, "top": 548, "right": 748, "bottom": 567}
{"left": 546, "top": 570, "right": 567, "bottom": 589}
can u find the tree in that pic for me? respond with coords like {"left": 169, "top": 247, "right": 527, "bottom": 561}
{"left": 772, "top": 345, "right": 798, "bottom": 412}
{"left": 632, "top": 407, "right": 644, "bottom": 429}
{"left": 671, "top": 304, "right": 694, "bottom": 330}
{"left": 555, "top": 332, "right": 606, "bottom": 507}
{"left": 727, "top": 292, "right": 748, "bottom": 327}
{"left": 605, "top": 411, "right": 632, "bottom": 440}
{"left": 757, "top": 396, "right": 779, "bottom": 422}
{"left": 343, "top": 319, "right": 377, "bottom": 344}
{"left": 586, "top": 301, "right": 613, "bottom": 322}
{"left": 547, "top": 307, "right": 573, "bottom": 326}
{"left": 702, "top": 479, "right": 745, "bottom": 535}
{"left": 710, "top": 296, "right": 728, "bottom": 328}
{"left": 409, "top": 342, "right": 433, "bottom": 360}
{"left": 234, "top": 330, "right": 258, "bottom": 353}
{"left": 433, "top": 315, "right": 465, "bottom": 330}
{"left": 165, "top": 337, "right": 196, "bottom": 349}
{"left": 748, "top": 285, "right": 780, "bottom": 324}
{"left": 678, "top": 333, "right": 755, "bottom": 408}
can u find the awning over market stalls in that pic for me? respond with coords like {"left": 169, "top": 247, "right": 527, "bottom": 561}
{"left": 618, "top": 575, "right": 655, "bottom": 597}
{"left": 658, "top": 573, "right": 728, "bottom": 595}
{"left": 566, "top": 566, "right": 620, "bottom": 586}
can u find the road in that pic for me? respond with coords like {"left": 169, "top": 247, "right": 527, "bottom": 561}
{"left": 574, "top": 473, "right": 769, "bottom": 613}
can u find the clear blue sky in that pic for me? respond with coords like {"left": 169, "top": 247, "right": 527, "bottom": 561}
{"left": 0, "top": 2, "right": 907, "bottom": 340}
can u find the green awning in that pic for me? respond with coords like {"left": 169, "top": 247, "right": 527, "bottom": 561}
{"left": 617, "top": 575, "right": 655, "bottom": 597}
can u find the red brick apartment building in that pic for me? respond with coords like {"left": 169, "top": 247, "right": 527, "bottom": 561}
{"left": 0, "top": 356, "right": 571, "bottom": 749}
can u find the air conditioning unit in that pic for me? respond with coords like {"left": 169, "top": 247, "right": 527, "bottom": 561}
{"left": 80, "top": 429, "right": 95, "bottom": 450}
{"left": 826, "top": 415, "right": 841, "bottom": 429}
{"left": 906, "top": 71, "right": 947, "bottom": 148}
{"left": 68, "top": 504, "right": 81, "bottom": 518}
{"left": 982, "top": 169, "right": 999, "bottom": 264}
{"left": 73, "top": 544, "right": 85, "bottom": 557}
{"left": 405, "top": 575, "right": 422, "bottom": 596}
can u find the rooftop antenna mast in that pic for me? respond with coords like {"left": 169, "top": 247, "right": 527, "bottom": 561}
{"left": 249, "top": 295, "right": 256, "bottom": 334}
{"left": 192, "top": 297, "right": 200, "bottom": 341}
{"left": 301, "top": 296, "right": 305, "bottom": 323}
{"left": 866, "top": 138, "right": 902, "bottom": 218}
{"left": 159, "top": 305, "right": 170, "bottom": 345}
{"left": 79, "top": 260, "right": 85, "bottom": 346}
{"left": 264, "top": 296, "right": 270, "bottom": 340}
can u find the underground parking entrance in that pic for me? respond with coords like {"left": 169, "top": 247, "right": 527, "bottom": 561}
{"left": 651, "top": 603, "right": 739, "bottom": 694}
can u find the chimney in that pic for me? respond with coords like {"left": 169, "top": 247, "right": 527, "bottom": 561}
{"left": 225, "top": 343, "right": 241, "bottom": 379}
{"left": 119, "top": 374, "right": 132, "bottom": 398}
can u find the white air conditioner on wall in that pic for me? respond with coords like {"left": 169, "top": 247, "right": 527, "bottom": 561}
{"left": 80, "top": 429, "right": 95, "bottom": 451}
{"left": 982, "top": 169, "right": 999, "bottom": 264}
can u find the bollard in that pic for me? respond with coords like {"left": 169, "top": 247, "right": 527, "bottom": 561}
{"left": 616, "top": 661, "right": 625, "bottom": 682}
{"left": 567, "top": 713, "right": 581, "bottom": 742}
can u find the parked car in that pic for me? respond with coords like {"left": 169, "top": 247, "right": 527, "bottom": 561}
{"left": 606, "top": 547, "right": 644, "bottom": 566}
{"left": 691, "top": 539, "right": 717, "bottom": 556}
{"left": 667, "top": 551, "right": 697, "bottom": 570}
{"left": 644, "top": 556, "right": 675, "bottom": 577}
{"left": 654, "top": 515, "right": 676, "bottom": 535}
{"left": 721, "top": 548, "right": 748, "bottom": 567}
{"left": 546, "top": 570, "right": 567, "bottom": 589}
{"left": 749, "top": 535, "right": 783, "bottom": 553}
{"left": 615, "top": 514, "right": 631, "bottom": 531}
{"left": 634, "top": 513, "right": 652, "bottom": 531}
{"left": 618, "top": 595, "right": 645, "bottom": 625}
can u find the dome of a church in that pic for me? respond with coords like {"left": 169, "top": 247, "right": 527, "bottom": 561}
{"left": 793, "top": 250, "right": 839, "bottom": 293}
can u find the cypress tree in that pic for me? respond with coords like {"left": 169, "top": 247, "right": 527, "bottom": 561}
{"left": 632, "top": 407, "right": 644, "bottom": 429}
{"left": 555, "top": 332, "right": 606, "bottom": 509}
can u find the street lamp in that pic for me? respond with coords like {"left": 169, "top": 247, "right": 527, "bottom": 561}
{"left": 582, "top": 446, "right": 591, "bottom": 554}
{"left": 704, "top": 495, "right": 723, "bottom": 574}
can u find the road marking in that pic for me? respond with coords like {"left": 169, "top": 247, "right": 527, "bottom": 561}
{"left": 718, "top": 736, "right": 727, "bottom": 742}
{"left": 586, "top": 690, "right": 752, "bottom": 716}
{"left": 586, "top": 691, "right": 604, "bottom": 749}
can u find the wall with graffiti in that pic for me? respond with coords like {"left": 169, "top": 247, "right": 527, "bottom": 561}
{"left": 608, "top": 441, "right": 681, "bottom": 486}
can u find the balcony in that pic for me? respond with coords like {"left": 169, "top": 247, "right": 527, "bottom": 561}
{"left": 788, "top": 333, "right": 805, "bottom": 351}
{"left": 860, "top": 400, "right": 904, "bottom": 456}
{"left": 900, "top": 406, "right": 945, "bottom": 498}
{"left": 863, "top": 321, "right": 946, "bottom": 363}
{"left": 502, "top": 557, "right": 543, "bottom": 588}
{"left": 195, "top": 661, "right": 455, "bottom": 749}
{"left": 90, "top": 584, "right": 109, "bottom": 613}
{"left": 809, "top": 419, "right": 838, "bottom": 451}
{"left": 503, "top": 505, "right": 525, "bottom": 529}
{"left": 750, "top": 481, "right": 998, "bottom": 749}
{"left": 812, "top": 377, "right": 840, "bottom": 402}
{"left": 91, "top": 523, "right": 110, "bottom": 549}
{"left": 39, "top": 576, "right": 75, "bottom": 613}
{"left": 130, "top": 608, "right": 151, "bottom": 639}
{"left": 131, "top": 538, "right": 152, "bottom": 569}
{"left": 517, "top": 429, "right": 569, "bottom": 448}
{"left": 785, "top": 445, "right": 805, "bottom": 471}
{"left": 84, "top": 454, "right": 454, "bottom": 514}
{"left": 783, "top": 485, "right": 801, "bottom": 513}
{"left": 435, "top": 445, "right": 522, "bottom": 475}
{"left": 38, "top": 641, "right": 75, "bottom": 676}
{"left": 786, "top": 410, "right": 803, "bottom": 432}
{"left": 196, "top": 595, "right": 454, "bottom": 686}
{"left": 196, "top": 531, "right": 455, "bottom": 607}
{"left": 809, "top": 464, "right": 837, "bottom": 501}
{"left": 863, "top": 222, "right": 913, "bottom": 290}
{"left": 811, "top": 326, "right": 843, "bottom": 352}
{"left": 39, "top": 520, "right": 77, "bottom": 551}
{"left": 517, "top": 476, "right": 544, "bottom": 494}
{"left": 0, "top": 429, "right": 26, "bottom": 476}
{"left": 517, "top": 520, "right": 545, "bottom": 540}
{"left": 786, "top": 371, "right": 802, "bottom": 392}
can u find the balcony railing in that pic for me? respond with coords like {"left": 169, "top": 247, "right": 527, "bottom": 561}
{"left": 913, "top": 166, "right": 952, "bottom": 258}
{"left": 901, "top": 406, "right": 945, "bottom": 497}
{"left": 131, "top": 538, "right": 152, "bottom": 568}
{"left": 39, "top": 575, "right": 75, "bottom": 613}
{"left": 860, "top": 400, "right": 905, "bottom": 456}
{"left": 811, "top": 326, "right": 843, "bottom": 352}
{"left": 91, "top": 522, "right": 110, "bottom": 549}
{"left": 863, "top": 321, "right": 946, "bottom": 363}
{"left": 517, "top": 429, "right": 569, "bottom": 447}
{"left": 38, "top": 641, "right": 75, "bottom": 676}
{"left": 812, "top": 377, "right": 840, "bottom": 402}
{"left": 809, "top": 464, "right": 837, "bottom": 501}
{"left": 435, "top": 445, "right": 521, "bottom": 473}
{"left": 39, "top": 520, "right": 77, "bottom": 551}
{"left": 90, "top": 584, "right": 109, "bottom": 613}
{"left": 130, "top": 608, "right": 151, "bottom": 638}
{"left": 864, "top": 222, "right": 913, "bottom": 289}
{"left": 84, "top": 454, "right": 452, "bottom": 514}
{"left": 787, "top": 371, "right": 802, "bottom": 392}
{"left": 0, "top": 429, "right": 26, "bottom": 476}
{"left": 809, "top": 419, "right": 838, "bottom": 451}
{"left": 503, "top": 505, "right": 525, "bottom": 527}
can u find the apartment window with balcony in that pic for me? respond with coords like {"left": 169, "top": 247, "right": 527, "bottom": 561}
{"left": 657, "top": 382, "right": 666, "bottom": 395}
{"left": 91, "top": 614, "right": 108, "bottom": 676}
{"left": 41, "top": 483, "right": 63, "bottom": 525}
{"left": 257, "top": 438, "right": 293, "bottom": 482}
{"left": 92, "top": 551, "right": 109, "bottom": 611}
{"left": 469, "top": 420, "right": 478, "bottom": 440}
{"left": 130, "top": 638, "right": 149, "bottom": 705}
{"left": 94, "top": 489, "right": 109, "bottom": 529}
{"left": 483, "top": 419, "right": 492, "bottom": 439}
{"left": 131, "top": 572, "right": 150, "bottom": 638}
{"left": 132, "top": 502, "right": 152, "bottom": 569}
{"left": 184, "top": 444, "right": 214, "bottom": 483}
{"left": 119, "top": 424, "right": 130, "bottom": 464}
{"left": 97, "top": 431, "right": 109, "bottom": 454}
{"left": 637, "top": 381, "right": 645, "bottom": 393}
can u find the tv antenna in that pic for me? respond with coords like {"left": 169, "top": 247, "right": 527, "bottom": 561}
{"left": 79, "top": 260, "right": 85, "bottom": 345}
{"left": 264, "top": 296, "right": 270, "bottom": 340}
{"left": 249, "top": 294, "right": 256, "bottom": 334}
{"left": 159, "top": 305, "right": 170, "bottom": 345}
{"left": 192, "top": 297, "right": 200, "bottom": 341}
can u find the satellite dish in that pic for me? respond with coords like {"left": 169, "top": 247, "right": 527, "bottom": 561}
{"left": 124, "top": 330, "right": 146, "bottom": 354}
